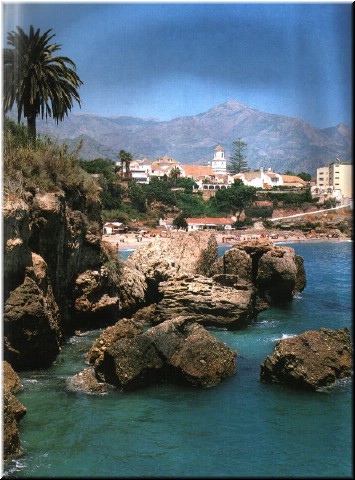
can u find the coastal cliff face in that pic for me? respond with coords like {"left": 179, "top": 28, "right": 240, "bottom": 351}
{"left": 2, "top": 361, "right": 27, "bottom": 460}
{"left": 3, "top": 191, "right": 120, "bottom": 371}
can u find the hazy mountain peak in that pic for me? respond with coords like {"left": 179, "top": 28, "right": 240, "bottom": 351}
{"left": 10, "top": 100, "right": 351, "bottom": 175}
{"left": 221, "top": 99, "right": 248, "bottom": 109}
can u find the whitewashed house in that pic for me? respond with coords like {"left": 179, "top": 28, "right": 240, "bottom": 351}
{"left": 103, "top": 222, "right": 125, "bottom": 235}
{"left": 185, "top": 217, "right": 235, "bottom": 231}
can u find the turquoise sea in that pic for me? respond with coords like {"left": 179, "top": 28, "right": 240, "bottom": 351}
{"left": 3, "top": 242, "right": 353, "bottom": 478}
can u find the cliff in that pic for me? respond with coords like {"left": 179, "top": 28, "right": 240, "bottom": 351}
{"left": 3, "top": 191, "right": 120, "bottom": 371}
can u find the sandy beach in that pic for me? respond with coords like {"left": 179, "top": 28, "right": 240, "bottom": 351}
{"left": 102, "top": 229, "right": 351, "bottom": 252}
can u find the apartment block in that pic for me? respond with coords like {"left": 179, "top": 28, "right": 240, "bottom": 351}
{"left": 316, "top": 160, "right": 352, "bottom": 199}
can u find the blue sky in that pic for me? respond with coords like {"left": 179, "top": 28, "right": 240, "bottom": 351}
{"left": 2, "top": 2, "right": 353, "bottom": 128}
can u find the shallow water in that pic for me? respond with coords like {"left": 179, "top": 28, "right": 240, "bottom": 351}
{"left": 4, "top": 242, "right": 353, "bottom": 478}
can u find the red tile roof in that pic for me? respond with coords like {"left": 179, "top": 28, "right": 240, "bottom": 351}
{"left": 281, "top": 175, "right": 307, "bottom": 185}
{"left": 186, "top": 217, "right": 234, "bottom": 225}
{"left": 183, "top": 165, "right": 214, "bottom": 177}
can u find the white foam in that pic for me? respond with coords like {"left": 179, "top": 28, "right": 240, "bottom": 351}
{"left": 271, "top": 333, "right": 296, "bottom": 342}
{"left": 2, "top": 458, "right": 27, "bottom": 477}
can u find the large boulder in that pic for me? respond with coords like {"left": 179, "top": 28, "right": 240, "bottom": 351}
{"left": 92, "top": 316, "right": 236, "bottom": 390}
{"left": 256, "top": 246, "right": 306, "bottom": 302}
{"left": 116, "top": 232, "right": 218, "bottom": 316}
{"left": 116, "top": 263, "right": 149, "bottom": 316}
{"left": 2, "top": 361, "right": 27, "bottom": 460}
{"left": 4, "top": 254, "right": 62, "bottom": 370}
{"left": 67, "top": 367, "right": 108, "bottom": 395}
{"left": 127, "top": 231, "right": 218, "bottom": 279}
{"left": 210, "top": 246, "right": 253, "bottom": 285}
{"left": 86, "top": 317, "right": 146, "bottom": 365}
{"left": 260, "top": 327, "right": 352, "bottom": 390}
{"left": 72, "top": 267, "right": 119, "bottom": 326}
{"left": 150, "top": 274, "right": 258, "bottom": 329}
{"left": 212, "top": 241, "right": 306, "bottom": 304}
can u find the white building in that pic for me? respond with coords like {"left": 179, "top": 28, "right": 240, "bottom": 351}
{"left": 316, "top": 159, "right": 352, "bottom": 200}
{"left": 186, "top": 217, "right": 235, "bottom": 231}
{"left": 233, "top": 168, "right": 284, "bottom": 189}
{"left": 211, "top": 145, "right": 227, "bottom": 175}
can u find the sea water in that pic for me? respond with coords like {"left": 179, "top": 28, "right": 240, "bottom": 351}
{"left": 3, "top": 242, "right": 353, "bottom": 478}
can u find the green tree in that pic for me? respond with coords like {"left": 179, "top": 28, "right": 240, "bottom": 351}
{"left": 145, "top": 177, "right": 176, "bottom": 206}
{"left": 99, "top": 178, "right": 123, "bottom": 210}
{"left": 173, "top": 214, "right": 188, "bottom": 230}
{"left": 297, "top": 172, "right": 312, "bottom": 182}
{"left": 228, "top": 138, "right": 248, "bottom": 174}
{"left": 128, "top": 181, "right": 147, "bottom": 213}
{"left": 79, "top": 158, "right": 115, "bottom": 178}
{"left": 169, "top": 166, "right": 181, "bottom": 183}
{"left": 118, "top": 150, "right": 133, "bottom": 178}
{"left": 3, "top": 25, "right": 82, "bottom": 142}
{"left": 175, "top": 177, "right": 198, "bottom": 194}
{"left": 215, "top": 181, "right": 257, "bottom": 220}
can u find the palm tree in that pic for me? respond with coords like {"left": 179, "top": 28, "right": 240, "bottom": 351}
{"left": 3, "top": 25, "right": 83, "bottom": 142}
{"left": 169, "top": 166, "right": 181, "bottom": 183}
{"left": 118, "top": 150, "right": 133, "bottom": 179}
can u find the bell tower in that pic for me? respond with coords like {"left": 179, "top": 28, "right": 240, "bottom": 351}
{"left": 211, "top": 145, "right": 227, "bottom": 174}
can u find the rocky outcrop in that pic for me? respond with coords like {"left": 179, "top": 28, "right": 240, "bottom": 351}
{"left": 67, "top": 367, "right": 109, "bottom": 395}
{"left": 118, "top": 236, "right": 306, "bottom": 329}
{"left": 149, "top": 274, "right": 258, "bottom": 329}
{"left": 86, "top": 317, "right": 146, "bottom": 365}
{"left": 3, "top": 195, "right": 32, "bottom": 299}
{"left": 2, "top": 361, "right": 27, "bottom": 460}
{"left": 118, "top": 232, "right": 218, "bottom": 312}
{"left": 133, "top": 240, "right": 306, "bottom": 329}
{"left": 211, "top": 241, "right": 306, "bottom": 304}
{"left": 87, "top": 316, "right": 236, "bottom": 390}
{"left": 260, "top": 327, "right": 352, "bottom": 390}
{"left": 4, "top": 263, "right": 62, "bottom": 370}
{"left": 3, "top": 191, "right": 120, "bottom": 370}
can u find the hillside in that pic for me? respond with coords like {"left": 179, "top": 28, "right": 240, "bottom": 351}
{"left": 8, "top": 99, "right": 352, "bottom": 175}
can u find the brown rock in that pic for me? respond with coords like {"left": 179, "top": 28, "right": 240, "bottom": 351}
{"left": 94, "top": 316, "right": 236, "bottom": 390}
{"left": 67, "top": 367, "right": 108, "bottom": 395}
{"left": 210, "top": 246, "right": 253, "bottom": 285}
{"left": 260, "top": 327, "right": 352, "bottom": 390}
{"left": 152, "top": 274, "right": 257, "bottom": 329}
{"left": 3, "top": 196, "right": 32, "bottom": 300}
{"left": 4, "top": 276, "right": 62, "bottom": 370}
{"left": 86, "top": 318, "right": 145, "bottom": 365}
{"left": 255, "top": 245, "right": 306, "bottom": 302}
{"left": 116, "top": 232, "right": 218, "bottom": 316}
{"left": 72, "top": 268, "right": 119, "bottom": 325}
{"left": 2, "top": 361, "right": 27, "bottom": 460}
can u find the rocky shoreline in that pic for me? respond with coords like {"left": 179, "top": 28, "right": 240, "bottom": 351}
{"left": 2, "top": 191, "right": 353, "bottom": 461}
{"left": 103, "top": 229, "right": 352, "bottom": 254}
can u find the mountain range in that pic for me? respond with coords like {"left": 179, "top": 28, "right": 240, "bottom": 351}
{"left": 9, "top": 99, "right": 352, "bottom": 175}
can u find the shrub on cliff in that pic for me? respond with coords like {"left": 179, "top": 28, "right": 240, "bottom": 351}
{"left": 3, "top": 117, "right": 101, "bottom": 212}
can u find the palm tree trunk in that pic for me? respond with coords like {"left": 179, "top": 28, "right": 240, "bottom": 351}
{"left": 27, "top": 114, "right": 36, "bottom": 144}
